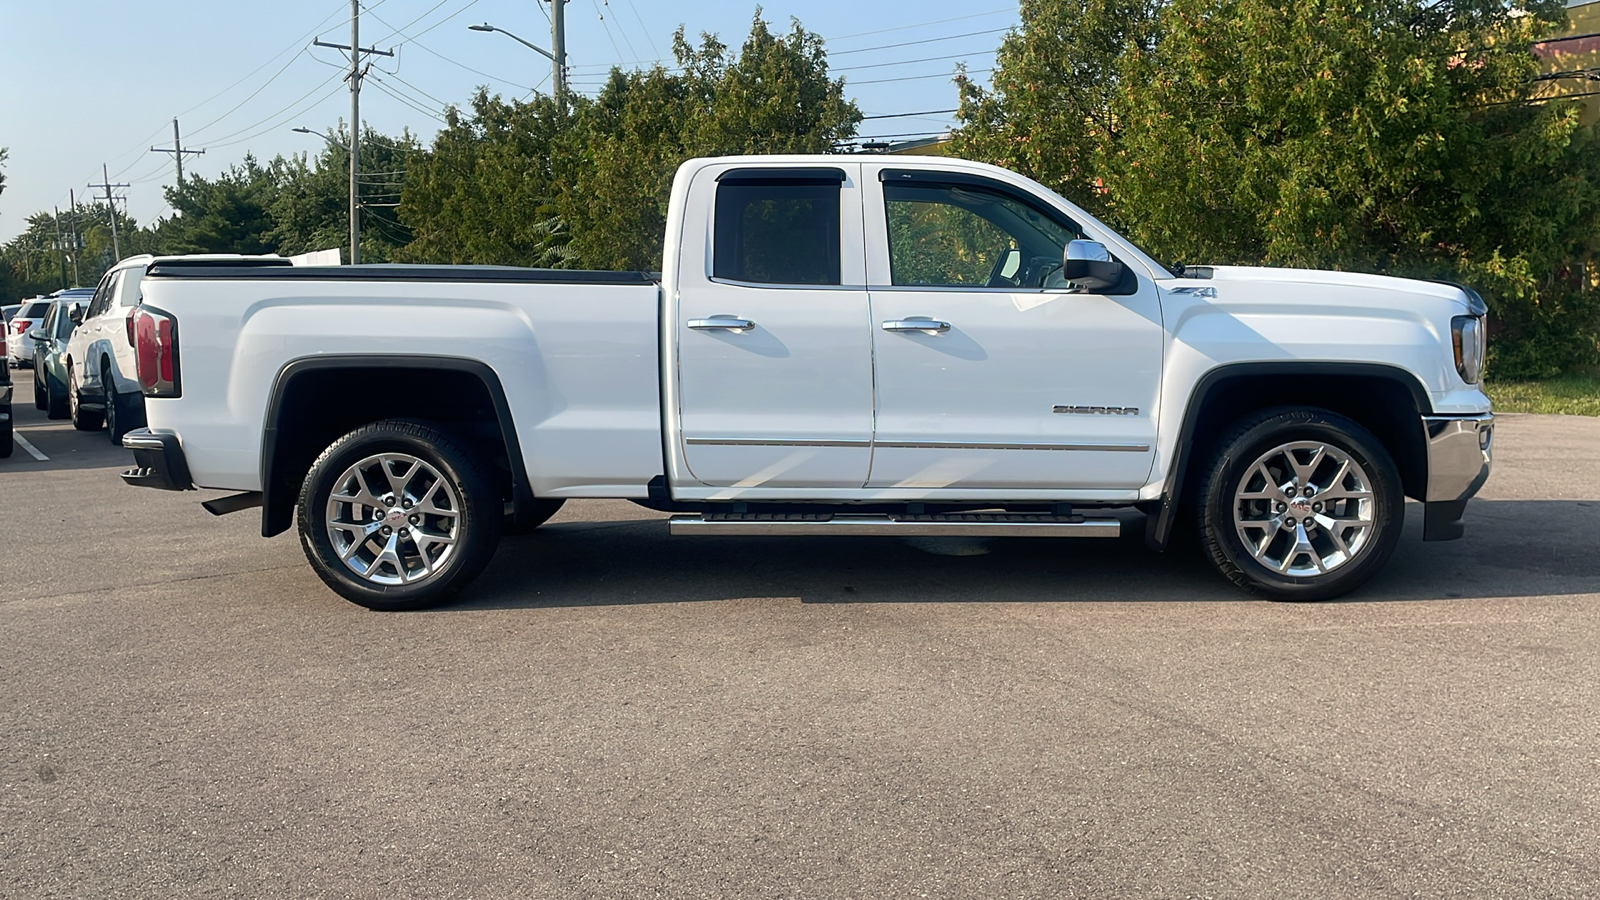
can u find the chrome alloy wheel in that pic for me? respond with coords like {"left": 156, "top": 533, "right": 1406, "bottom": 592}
{"left": 1233, "top": 441, "right": 1375, "bottom": 578}
{"left": 324, "top": 453, "right": 461, "bottom": 586}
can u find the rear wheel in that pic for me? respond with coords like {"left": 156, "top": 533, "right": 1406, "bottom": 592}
{"left": 298, "top": 419, "right": 503, "bottom": 611}
{"left": 69, "top": 365, "right": 103, "bottom": 432}
{"left": 33, "top": 367, "right": 46, "bottom": 410}
{"left": 105, "top": 368, "right": 140, "bottom": 444}
{"left": 1196, "top": 407, "right": 1402, "bottom": 601}
{"left": 44, "top": 372, "right": 68, "bottom": 419}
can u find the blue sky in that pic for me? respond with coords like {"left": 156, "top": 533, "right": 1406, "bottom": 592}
{"left": 0, "top": 0, "right": 1018, "bottom": 244}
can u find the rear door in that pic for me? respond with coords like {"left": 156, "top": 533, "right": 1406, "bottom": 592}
{"left": 673, "top": 163, "right": 874, "bottom": 489}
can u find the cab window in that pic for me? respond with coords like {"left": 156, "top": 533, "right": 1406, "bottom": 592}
{"left": 884, "top": 180, "right": 1081, "bottom": 289}
{"left": 114, "top": 269, "right": 144, "bottom": 308}
{"left": 713, "top": 175, "right": 842, "bottom": 286}
{"left": 86, "top": 273, "right": 118, "bottom": 318}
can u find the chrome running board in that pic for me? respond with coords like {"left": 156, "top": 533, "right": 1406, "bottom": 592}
{"left": 667, "top": 512, "right": 1121, "bottom": 538}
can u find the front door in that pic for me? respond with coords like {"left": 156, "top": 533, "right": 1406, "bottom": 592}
{"left": 863, "top": 168, "right": 1164, "bottom": 492}
{"left": 674, "top": 164, "right": 874, "bottom": 490}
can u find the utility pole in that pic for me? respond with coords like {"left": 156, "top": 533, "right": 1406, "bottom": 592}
{"left": 66, "top": 190, "right": 82, "bottom": 285}
{"left": 551, "top": 0, "right": 567, "bottom": 111}
{"left": 89, "top": 164, "right": 129, "bottom": 260}
{"left": 52, "top": 207, "right": 68, "bottom": 289}
{"left": 314, "top": 3, "right": 393, "bottom": 265}
{"left": 151, "top": 118, "right": 204, "bottom": 184}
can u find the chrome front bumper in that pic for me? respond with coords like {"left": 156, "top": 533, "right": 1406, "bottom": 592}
{"left": 1421, "top": 414, "right": 1493, "bottom": 541}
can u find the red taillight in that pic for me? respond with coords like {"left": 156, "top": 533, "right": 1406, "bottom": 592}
{"left": 125, "top": 313, "right": 136, "bottom": 347}
{"left": 133, "top": 306, "right": 180, "bottom": 397}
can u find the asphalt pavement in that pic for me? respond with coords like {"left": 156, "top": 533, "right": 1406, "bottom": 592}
{"left": 3, "top": 366, "right": 1598, "bottom": 899}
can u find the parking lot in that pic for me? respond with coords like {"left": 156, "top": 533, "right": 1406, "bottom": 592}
{"left": 3, "top": 365, "right": 1598, "bottom": 898}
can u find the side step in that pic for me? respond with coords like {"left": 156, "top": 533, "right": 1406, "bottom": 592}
{"left": 668, "top": 512, "right": 1121, "bottom": 538}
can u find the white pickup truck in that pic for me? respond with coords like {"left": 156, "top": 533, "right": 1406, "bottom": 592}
{"left": 119, "top": 155, "right": 1493, "bottom": 610}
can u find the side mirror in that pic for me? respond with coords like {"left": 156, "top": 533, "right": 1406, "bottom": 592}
{"left": 68, "top": 305, "right": 84, "bottom": 325}
{"left": 1062, "top": 240, "right": 1125, "bottom": 292}
{"left": 28, "top": 328, "right": 49, "bottom": 344}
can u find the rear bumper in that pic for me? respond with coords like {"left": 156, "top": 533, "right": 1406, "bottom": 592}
{"left": 1421, "top": 414, "right": 1493, "bottom": 541}
{"left": 121, "top": 428, "right": 194, "bottom": 491}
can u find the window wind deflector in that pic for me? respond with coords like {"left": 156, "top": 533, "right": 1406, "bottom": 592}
{"left": 880, "top": 168, "right": 1007, "bottom": 191}
{"left": 715, "top": 167, "right": 846, "bottom": 185}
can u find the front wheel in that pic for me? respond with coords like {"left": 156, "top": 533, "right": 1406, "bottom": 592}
{"left": 298, "top": 419, "right": 503, "bottom": 611}
{"left": 1196, "top": 408, "right": 1403, "bottom": 601}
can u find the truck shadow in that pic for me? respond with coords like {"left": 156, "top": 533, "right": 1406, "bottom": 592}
{"left": 449, "top": 499, "right": 1600, "bottom": 610}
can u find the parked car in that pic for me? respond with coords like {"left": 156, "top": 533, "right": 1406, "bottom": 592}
{"left": 7, "top": 298, "right": 53, "bottom": 368}
{"left": 2, "top": 304, "right": 19, "bottom": 326}
{"left": 120, "top": 154, "right": 1493, "bottom": 610}
{"left": 63, "top": 255, "right": 290, "bottom": 442}
{"left": 0, "top": 313, "right": 11, "bottom": 458}
{"left": 31, "top": 295, "right": 88, "bottom": 418}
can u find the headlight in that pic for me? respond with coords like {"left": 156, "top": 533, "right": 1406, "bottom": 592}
{"left": 1452, "top": 315, "right": 1485, "bottom": 384}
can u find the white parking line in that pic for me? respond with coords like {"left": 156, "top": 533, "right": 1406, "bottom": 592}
{"left": 14, "top": 432, "right": 49, "bottom": 461}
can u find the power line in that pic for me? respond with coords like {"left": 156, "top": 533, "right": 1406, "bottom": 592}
{"left": 827, "top": 8, "right": 1016, "bottom": 43}
{"left": 831, "top": 27, "right": 1011, "bottom": 57}
{"left": 850, "top": 68, "right": 991, "bottom": 86}
{"left": 186, "top": 47, "right": 311, "bottom": 139}
{"left": 621, "top": 0, "right": 660, "bottom": 58}
{"left": 862, "top": 108, "right": 958, "bottom": 119}
{"left": 589, "top": 0, "right": 627, "bottom": 64}
{"left": 834, "top": 49, "right": 996, "bottom": 72}
{"left": 206, "top": 77, "right": 348, "bottom": 149}
{"left": 201, "top": 70, "right": 346, "bottom": 147}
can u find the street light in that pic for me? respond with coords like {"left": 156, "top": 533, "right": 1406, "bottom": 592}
{"left": 468, "top": 18, "right": 565, "bottom": 110}
{"left": 292, "top": 126, "right": 342, "bottom": 146}
{"left": 468, "top": 23, "right": 554, "bottom": 60}
{"left": 293, "top": 127, "right": 357, "bottom": 264}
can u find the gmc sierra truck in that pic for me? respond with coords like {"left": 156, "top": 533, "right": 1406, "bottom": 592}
{"left": 118, "top": 155, "right": 1493, "bottom": 610}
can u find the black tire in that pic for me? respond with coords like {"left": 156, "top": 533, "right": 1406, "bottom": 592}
{"left": 33, "top": 368, "right": 46, "bottom": 410}
{"left": 298, "top": 418, "right": 503, "bottom": 611}
{"left": 0, "top": 415, "right": 12, "bottom": 459}
{"left": 503, "top": 498, "right": 566, "bottom": 535}
{"left": 44, "top": 372, "right": 68, "bottom": 420}
{"left": 1196, "top": 407, "right": 1403, "bottom": 601}
{"left": 68, "top": 365, "right": 103, "bottom": 432}
{"left": 105, "top": 369, "right": 141, "bottom": 445}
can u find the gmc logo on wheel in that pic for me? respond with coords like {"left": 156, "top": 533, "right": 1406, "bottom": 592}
{"left": 1053, "top": 405, "right": 1141, "bottom": 416}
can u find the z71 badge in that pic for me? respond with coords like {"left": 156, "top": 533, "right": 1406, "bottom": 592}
{"left": 1053, "top": 405, "right": 1141, "bottom": 416}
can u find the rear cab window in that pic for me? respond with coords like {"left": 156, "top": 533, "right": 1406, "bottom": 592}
{"left": 712, "top": 169, "right": 844, "bottom": 286}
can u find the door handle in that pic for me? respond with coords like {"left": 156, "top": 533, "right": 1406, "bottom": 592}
{"left": 882, "top": 318, "right": 951, "bottom": 333}
{"left": 688, "top": 316, "right": 755, "bottom": 331}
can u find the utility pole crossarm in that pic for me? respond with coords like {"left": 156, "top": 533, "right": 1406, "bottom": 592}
{"left": 151, "top": 118, "right": 205, "bottom": 184}
{"left": 312, "top": 38, "right": 394, "bottom": 57}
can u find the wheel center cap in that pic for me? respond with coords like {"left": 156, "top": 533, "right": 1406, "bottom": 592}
{"left": 384, "top": 509, "right": 409, "bottom": 528}
{"left": 1289, "top": 497, "right": 1313, "bottom": 515}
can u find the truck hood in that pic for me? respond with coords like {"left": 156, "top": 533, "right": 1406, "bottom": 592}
{"left": 1177, "top": 265, "right": 1484, "bottom": 314}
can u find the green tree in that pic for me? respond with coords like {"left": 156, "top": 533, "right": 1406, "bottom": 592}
{"left": 157, "top": 157, "right": 280, "bottom": 255}
{"left": 563, "top": 14, "right": 861, "bottom": 270}
{"left": 956, "top": 0, "right": 1600, "bottom": 377}
{"left": 399, "top": 11, "right": 860, "bottom": 272}
{"left": 398, "top": 92, "right": 571, "bottom": 266}
{"left": 272, "top": 125, "right": 420, "bottom": 262}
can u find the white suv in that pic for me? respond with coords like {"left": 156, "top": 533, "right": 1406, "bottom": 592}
{"left": 65, "top": 254, "right": 290, "bottom": 441}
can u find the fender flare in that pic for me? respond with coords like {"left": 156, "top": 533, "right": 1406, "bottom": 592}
{"left": 259, "top": 355, "right": 534, "bottom": 538}
{"left": 1145, "top": 361, "right": 1433, "bottom": 551}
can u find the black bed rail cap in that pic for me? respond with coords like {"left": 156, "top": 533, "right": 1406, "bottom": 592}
{"left": 143, "top": 263, "right": 658, "bottom": 286}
